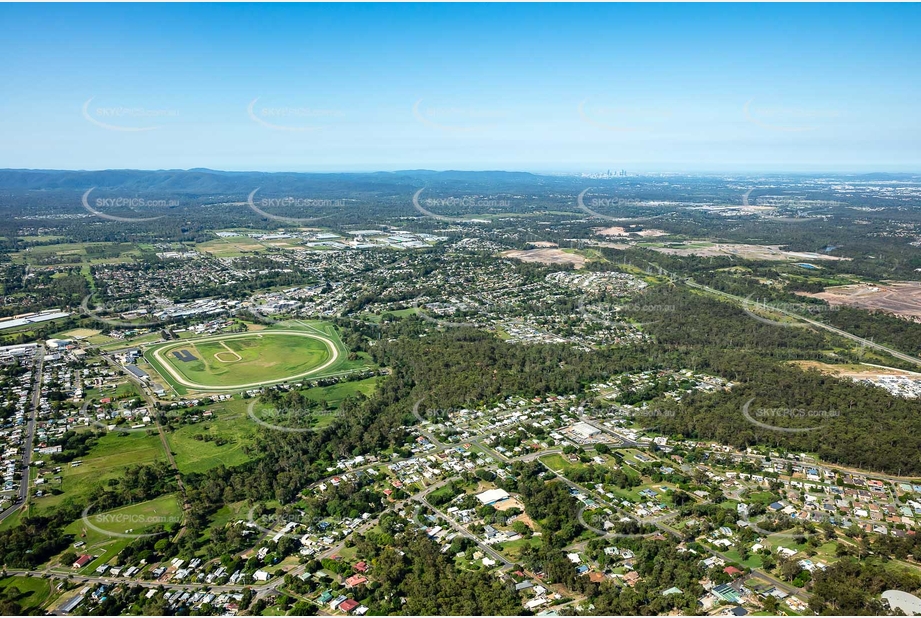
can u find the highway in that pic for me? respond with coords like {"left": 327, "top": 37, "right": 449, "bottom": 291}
{"left": 685, "top": 279, "right": 921, "bottom": 368}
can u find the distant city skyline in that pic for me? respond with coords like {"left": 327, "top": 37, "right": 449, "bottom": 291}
{"left": 1, "top": 3, "right": 919, "bottom": 173}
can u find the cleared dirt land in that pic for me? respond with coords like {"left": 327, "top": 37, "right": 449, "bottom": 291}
{"left": 791, "top": 360, "right": 921, "bottom": 380}
{"left": 647, "top": 242, "right": 847, "bottom": 262}
{"left": 800, "top": 281, "right": 921, "bottom": 319}
{"left": 502, "top": 248, "right": 586, "bottom": 268}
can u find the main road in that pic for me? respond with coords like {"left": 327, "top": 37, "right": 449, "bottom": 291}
{"left": 0, "top": 345, "right": 45, "bottom": 523}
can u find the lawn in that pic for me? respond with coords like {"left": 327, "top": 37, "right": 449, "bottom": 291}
{"left": 764, "top": 534, "right": 809, "bottom": 554}
{"left": 0, "top": 509, "right": 23, "bottom": 531}
{"left": 386, "top": 308, "right": 420, "bottom": 318}
{"left": 196, "top": 237, "right": 269, "bottom": 257}
{"left": 167, "top": 376, "right": 379, "bottom": 472}
{"left": 167, "top": 400, "right": 259, "bottom": 474}
{"left": 0, "top": 576, "right": 53, "bottom": 610}
{"left": 497, "top": 536, "right": 542, "bottom": 560}
{"left": 55, "top": 328, "right": 102, "bottom": 339}
{"left": 748, "top": 490, "right": 781, "bottom": 505}
{"left": 301, "top": 376, "right": 381, "bottom": 408}
{"left": 81, "top": 493, "right": 182, "bottom": 538}
{"left": 723, "top": 548, "right": 764, "bottom": 569}
{"left": 540, "top": 453, "right": 586, "bottom": 477}
{"left": 199, "top": 500, "right": 250, "bottom": 542}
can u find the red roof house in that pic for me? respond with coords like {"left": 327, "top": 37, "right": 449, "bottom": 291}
{"left": 339, "top": 599, "right": 360, "bottom": 613}
{"left": 73, "top": 554, "right": 93, "bottom": 569}
{"left": 345, "top": 574, "right": 368, "bottom": 588}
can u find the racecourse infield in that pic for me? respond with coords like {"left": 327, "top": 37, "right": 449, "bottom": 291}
{"left": 146, "top": 329, "right": 341, "bottom": 391}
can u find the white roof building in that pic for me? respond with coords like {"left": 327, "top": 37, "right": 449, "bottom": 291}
{"left": 476, "top": 488, "right": 510, "bottom": 505}
{"left": 572, "top": 422, "right": 600, "bottom": 439}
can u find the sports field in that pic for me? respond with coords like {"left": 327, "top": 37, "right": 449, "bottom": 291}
{"left": 146, "top": 327, "right": 342, "bottom": 391}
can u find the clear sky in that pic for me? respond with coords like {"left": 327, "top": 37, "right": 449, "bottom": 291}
{"left": 1, "top": 3, "right": 919, "bottom": 174}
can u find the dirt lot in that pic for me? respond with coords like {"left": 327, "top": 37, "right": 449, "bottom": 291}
{"left": 800, "top": 281, "right": 921, "bottom": 319}
{"left": 502, "top": 248, "right": 586, "bottom": 268}
{"left": 595, "top": 226, "right": 668, "bottom": 238}
{"left": 791, "top": 360, "right": 921, "bottom": 379}
{"left": 596, "top": 226, "right": 629, "bottom": 237}
{"left": 651, "top": 242, "right": 847, "bottom": 262}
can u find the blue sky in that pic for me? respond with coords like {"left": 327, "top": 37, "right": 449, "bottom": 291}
{"left": 1, "top": 3, "right": 918, "bottom": 173}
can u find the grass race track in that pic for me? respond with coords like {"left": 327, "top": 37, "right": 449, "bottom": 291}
{"left": 145, "top": 326, "right": 343, "bottom": 392}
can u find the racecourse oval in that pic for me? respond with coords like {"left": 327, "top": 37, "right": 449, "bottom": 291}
{"left": 146, "top": 330, "right": 340, "bottom": 391}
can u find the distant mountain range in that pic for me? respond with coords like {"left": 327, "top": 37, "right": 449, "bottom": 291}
{"left": 1, "top": 169, "right": 916, "bottom": 200}
{"left": 0, "top": 168, "right": 556, "bottom": 194}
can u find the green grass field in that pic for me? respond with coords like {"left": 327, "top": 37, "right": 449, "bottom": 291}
{"left": 167, "top": 400, "right": 259, "bottom": 474}
{"left": 0, "top": 509, "right": 23, "bottom": 531}
{"left": 82, "top": 494, "right": 182, "bottom": 545}
{"left": 302, "top": 376, "right": 381, "bottom": 407}
{"left": 61, "top": 494, "right": 181, "bottom": 574}
{"left": 145, "top": 324, "right": 354, "bottom": 392}
{"left": 0, "top": 576, "right": 53, "bottom": 610}
{"left": 167, "top": 376, "right": 379, "bottom": 474}
{"left": 33, "top": 431, "right": 167, "bottom": 514}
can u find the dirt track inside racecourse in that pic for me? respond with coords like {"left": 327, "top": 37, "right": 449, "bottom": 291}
{"left": 149, "top": 330, "right": 340, "bottom": 390}
{"left": 800, "top": 281, "right": 921, "bottom": 319}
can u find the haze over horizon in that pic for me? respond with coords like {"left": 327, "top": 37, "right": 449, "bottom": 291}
{"left": 1, "top": 3, "right": 919, "bottom": 173}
